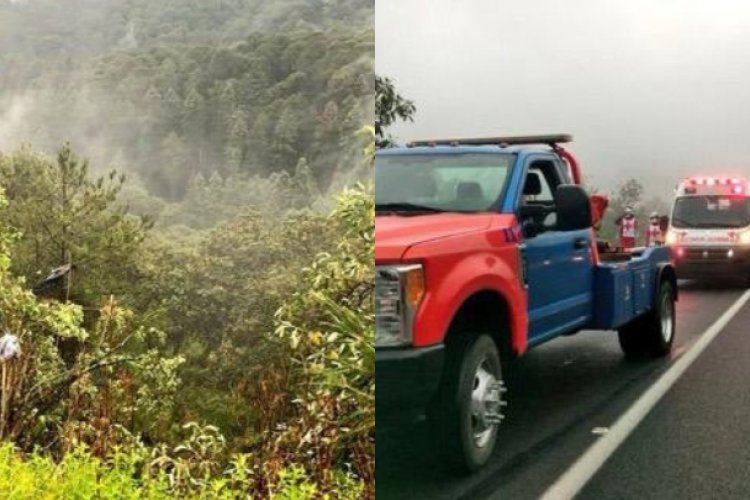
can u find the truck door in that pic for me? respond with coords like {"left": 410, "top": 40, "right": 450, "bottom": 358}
{"left": 518, "top": 159, "right": 594, "bottom": 344}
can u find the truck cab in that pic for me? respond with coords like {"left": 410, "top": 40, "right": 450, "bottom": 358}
{"left": 667, "top": 177, "right": 750, "bottom": 280}
{"left": 376, "top": 135, "right": 676, "bottom": 472}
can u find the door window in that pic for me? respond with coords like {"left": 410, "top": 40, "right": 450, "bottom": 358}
{"left": 519, "top": 160, "right": 564, "bottom": 233}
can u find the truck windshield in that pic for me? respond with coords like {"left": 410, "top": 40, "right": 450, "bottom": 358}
{"left": 672, "top": 196, "right": 750, "bottom": 229}
{"left": 375, "top": 153, "right": 512, "bottom": 213}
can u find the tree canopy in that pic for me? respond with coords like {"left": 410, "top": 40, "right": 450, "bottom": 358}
{"left": 375, "top": 75, "right": 416, "bottom": 148}
{"left": 1, "top": 1, "right": 373, "bottom": 201}
{"left": 0, "top": 0, "right": 374, "bottom": 496}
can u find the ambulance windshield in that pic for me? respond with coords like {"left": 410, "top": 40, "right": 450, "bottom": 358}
{"left": 672, "top": 196, "right": 750, "bottom": 229}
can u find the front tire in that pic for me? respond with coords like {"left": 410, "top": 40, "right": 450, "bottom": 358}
{"left": 434, "top": 334, "right": 505, "bottom": 472}
{"left": 618, "top": 280, "right": 675, "bottom": 358}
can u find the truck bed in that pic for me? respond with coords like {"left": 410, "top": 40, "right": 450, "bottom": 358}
{"left": 592, "top": 246, "right": 672, "bottom": 330}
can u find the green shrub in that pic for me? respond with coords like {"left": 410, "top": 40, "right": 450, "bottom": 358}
{"left": 273, "top": 182, "right": 375, "bottom": 498}
{"left": 0, "top": 186, "right": 182, "bottom": 453}
{"left": 0, "top": 440, "right": 363, "bottom": 499}
{"left": 0, "top": 443, "right": 170, "bottom": 499}
{"left": 0, "top": 137, "right": 375, "bottom": 498}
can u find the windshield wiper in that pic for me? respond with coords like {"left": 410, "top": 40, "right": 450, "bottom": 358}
{"left": 671, "top": 216, "right": 692, "bottom": 227}
{"left": 673, "top": 220, "right": 739, "bottom": 229}
{"left": 672, "top": 217, "right": 716, "bottom": 228}
{"left": 698, "top": 223, "right": 733, "bottom": 228}
{"left": 702, "top": 222, "right": 748, "bottom": 229}
{"left": 375, "top": 202, "right": 445, "bottom": 213}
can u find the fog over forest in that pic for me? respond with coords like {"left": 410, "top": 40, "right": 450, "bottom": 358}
{"left": 0, "top": 2, "right": 375, "bottom": 496}
{"left": 1, "top": 0, "right": 374, "bottom": 212}
{"left": 376, "top": 0, "right": 750, "bottom": 202}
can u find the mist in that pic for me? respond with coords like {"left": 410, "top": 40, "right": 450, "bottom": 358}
{"left": 0, "top": 0, "right": 374, "bottom": 219}
{"left": 0, "top": 94, "right": 32, "bottom": 151}
{"left": 376, "top": 0, "right": 750, "bottom": 200}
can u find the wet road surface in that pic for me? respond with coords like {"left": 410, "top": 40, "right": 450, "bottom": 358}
{"left": 377, "top": 281, "right": 747, "bottom": 499}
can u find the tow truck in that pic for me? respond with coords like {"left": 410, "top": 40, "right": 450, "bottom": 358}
{"left": 667, "top": 176, "right": 750, "bottom": 280}
{"left": 375, "top": 135, "right": 677, "bottom": 471}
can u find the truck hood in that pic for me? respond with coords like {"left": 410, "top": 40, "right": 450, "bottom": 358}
{"left": 375, "top": 213, "right": 494, "bottom": 261}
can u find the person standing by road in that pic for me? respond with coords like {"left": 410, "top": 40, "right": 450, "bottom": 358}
{"left": 646, "top": 212, "right": 664, "bottom": 247}
{"left": 616, "top": 206, "right": 638, "bottom": 249}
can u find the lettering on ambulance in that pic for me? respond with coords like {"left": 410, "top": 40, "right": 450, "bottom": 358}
{"left": 682, "top": 232, "right": 733, "bottom": 244}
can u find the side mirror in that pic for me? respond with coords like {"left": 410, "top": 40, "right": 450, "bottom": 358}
{"left": 554, "top": 185, "right": 591, "bottom": 231}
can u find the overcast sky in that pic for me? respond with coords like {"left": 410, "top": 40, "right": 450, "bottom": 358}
{"left": 376, "top": 0, "right": 750, "bottom": 199}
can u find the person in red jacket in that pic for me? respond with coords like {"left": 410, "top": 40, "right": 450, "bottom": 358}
{"left": 615, "top": 206, "right": 638, "bottom": 250}
{"left": 646, "top": 212, "right": 664, "bottom": 247}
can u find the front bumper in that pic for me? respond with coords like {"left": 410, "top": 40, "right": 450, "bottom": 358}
{"left": 376, "top": 344, "right": 445, "bottom": 416}
{"left": 675, "top": 246, "right": 750, "bottom": 279}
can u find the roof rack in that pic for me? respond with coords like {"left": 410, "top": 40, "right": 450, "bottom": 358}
{"left": 406, "top": 134, "right": 572, "bottom": 148}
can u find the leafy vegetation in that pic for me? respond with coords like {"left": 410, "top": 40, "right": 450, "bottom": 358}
{"left": 0, "top": 439, "right": 364, "bottom": 499}
{"left": 375, "top": 75, "right": 415, "bottom": 148}
{"left": 0, "top": 0, "right": 373, "bottom": 61}
{"left": 0, "top": 155, "right": 374, "bottom": 496}
{"left": 0, "top": 144, "right": 153, "bottom": 306}
{"left": 2, "top": 29, "right": 373, "bottom": 202}
{"left": 1, "top": 0, "right": 373, "bottom": 202}
{"left": 0, "top": 0, "right": 373, "bottom": 497}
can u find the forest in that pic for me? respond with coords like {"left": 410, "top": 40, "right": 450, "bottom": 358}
{"left": 0, "top": 0, "right": 373, "bottom": 498}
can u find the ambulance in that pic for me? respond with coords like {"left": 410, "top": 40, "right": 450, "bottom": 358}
{"left": 667, "top": 177, "right": 750, "bottom": 279}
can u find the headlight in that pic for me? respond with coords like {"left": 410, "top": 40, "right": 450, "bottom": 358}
{"left": 665, "top": 231, "right": 677, "bottom": 246}
{"left": 375, "top": 264, "right": 424, "bottom": 347}
{"left": 739, "top": 231, "right": 750, "bottom": 245}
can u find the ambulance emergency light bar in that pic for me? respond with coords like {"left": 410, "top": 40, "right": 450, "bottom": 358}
{"left": 679, "top": 176, "right": 748, "bottom": 195}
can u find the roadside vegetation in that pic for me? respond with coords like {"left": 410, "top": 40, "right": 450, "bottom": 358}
{"left": 0, "top": 1, "right": 373, "bottom": 498}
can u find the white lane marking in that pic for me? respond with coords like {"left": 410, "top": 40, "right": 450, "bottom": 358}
{"left": 541, "top": 289, "right": 750, "bottom": 500}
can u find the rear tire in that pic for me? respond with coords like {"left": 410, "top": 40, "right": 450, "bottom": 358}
{"left": 432, "top": 334, "right": 505, "bottom": 472}
{"left": 618, "top": 281, "right": 675, "bottom": 358}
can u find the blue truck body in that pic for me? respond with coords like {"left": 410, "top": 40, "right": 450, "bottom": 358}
{"left": 592, "top": 246, "right": 674, "bottom": 329}
{"left": 378, "top": 144, "right": 676, "bottom": 347}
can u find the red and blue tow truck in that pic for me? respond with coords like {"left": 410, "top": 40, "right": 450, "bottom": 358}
{"left": 375, "top": 135, "right": 677, "bottom": 471}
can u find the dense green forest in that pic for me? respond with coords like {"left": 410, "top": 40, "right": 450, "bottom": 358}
{"left": 1, "top": 0, "right": 373, "bottom": 202}
{"left": 0, "top": 0, "right": 373, "bottom": 497}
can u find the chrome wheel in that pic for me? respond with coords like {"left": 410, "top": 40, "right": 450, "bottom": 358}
{"left": 660, "top": 289, "right": 674, "bottom": 343}
{"left": 470, "top": 358, "right": 504, "bottom": 448}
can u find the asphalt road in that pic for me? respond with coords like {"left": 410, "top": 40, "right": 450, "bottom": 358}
{"left": 580, "top": 288, "right": 750, "bottom": 499}
{"left": 376, "top": 281, "right": 747, "bottom": 500}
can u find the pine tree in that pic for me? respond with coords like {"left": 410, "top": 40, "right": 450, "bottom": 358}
{"left": 223, "top": 109, "right": 250, "bottom": 176}
{"left": 157, "top": 132, "right": 192, "bottom": 200}
{"left": 0, "top": 144, "right": 151, "bottom": 306}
